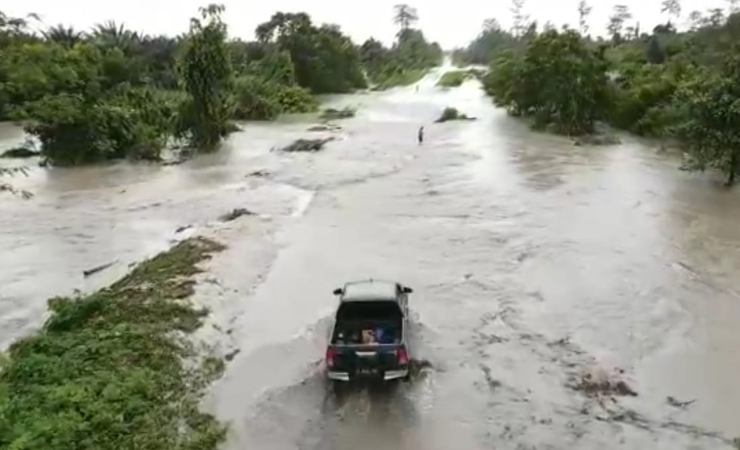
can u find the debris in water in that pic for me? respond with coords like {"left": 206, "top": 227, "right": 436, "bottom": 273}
{"left": 175, "top": 225, "right": 193, "bottom": 234}
{"left": 570, "top": 370, "right": 638, "bottom": 398}
{"left": 308, "top": 123, "right": 342, "bottom": 132}
{"left": 219, "top": 208, "right": 255, "bottom": 222}
{"left": 481, "top": 364, "right": 502, "bottom": 390}
{"left": 667, "top": 396, "right": 696, "bottom": 409}
{"left": 162, "top": 157, "right": 188, "bottom": 166}
{"left": 1, "top": 147, "right": 40, "bottom": 158}
{"left": 225, "top": 349, "right": 241, "bottom": 361}
{"left": 83, "top": 261, "right": 117, "bottom": 278}
{"left": 572, "top": 134, "right": 621, "bottom": 146}
{"left": 319, "top": 107, "right": 355, "bottom": 121}
{"left": 247, "top": 169, "right": 270, "bottom": 177}
{"left": 435, "top": 107, "right": 477, "bottom": 123}
{"left": 280, "top": 138, "right": 335, "bottom": 153}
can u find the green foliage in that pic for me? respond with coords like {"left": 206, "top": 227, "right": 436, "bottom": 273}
{"left": 0, "top": 237, "right": 227, "bottom": 450}
{"left": 256, "top": 13, "right": 366, "bottom": 94}
{"left": 20, "top": 87, "right": 175, "bottom": 165}
{"left": 646, "top": 35, "right": 666, "bottom": 64}
{"left": 41, "top": 25, "right": 85, "bottom": 48}
{"left": 437, "top": 70, "right": 473, "bottom": 87}
{"left": 373, "top": 68, "right": 426, "bottom": 90}
{"left": 452, "top": 19, "right": 517, "bottom": 66}
{"left": 360, "top": 19, "right": 441, "bottom": 90}
{"left": 484, "top": 30, "right": 609, "bottom": 135}
{"left": 608, "top": 61, "right": 694, "bottom": 136}
{"left": 231, "top": 47, "right": 318, "bottom": 121}
{"left": 178, "top": 4, "right": 235, "bottom": 150}
{"left": 674, "top": 54, "right": 740, "bottom": 185}
{"left": 277, "top": 84, "right": 318, "bottom": 113}
{"left": 233, "top": 76, "right": 281, "bottom": 120}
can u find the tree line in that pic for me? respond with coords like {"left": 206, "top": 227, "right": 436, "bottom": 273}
{"left": 0, "top": 3, "right": 441, "bottom": 167}
{"left": 453, "top": 0, "right": 740, "bottom": 185}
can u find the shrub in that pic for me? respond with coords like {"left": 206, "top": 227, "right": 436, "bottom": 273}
{"left": 20, "top": 88, "right": 173, "bottom": 166}
{"left": 436, "top": 70, "right": 470, "bottom": 87}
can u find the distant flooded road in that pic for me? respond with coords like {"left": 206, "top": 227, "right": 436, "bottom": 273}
{"left": 2, "top": 68, "right": 740, "bottom": 449}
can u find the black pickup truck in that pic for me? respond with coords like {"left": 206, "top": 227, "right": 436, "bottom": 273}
{"left": 326, "top": 280, "right": 412, "bottom": 382}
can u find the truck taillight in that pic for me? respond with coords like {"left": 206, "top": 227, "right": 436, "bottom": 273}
{"left": 398, "top": 347, "right": 409, "bottom": 366}
{"left": 326, "top": 348, "right": 336, "bottom": 369}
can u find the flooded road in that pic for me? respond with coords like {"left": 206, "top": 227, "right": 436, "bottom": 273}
{"left": 2, "top": 68, "right": 740, "bottom": 449}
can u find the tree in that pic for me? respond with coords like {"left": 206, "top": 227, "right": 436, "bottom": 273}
{"left": 646, "top": 35, "right": 666, "bottom": 63}
{"left": 483, "top": 18, "right": 501, "bottom": 32}
{"left": 661, "top": 0, "right": 682, "bottom": 22}
{"left": 707, "top": 8, "right": 726, "bottom": 27}
{"left": 688, "top": 10, "right": 703, "bottom": 29}
{"left": 393, "top": 4, "right": 419, "bottom": 32}
{"left": 483, "top": 30, "right": 609, "bottom": 135}
{"left": 91, "top": 21, "right": 141, "bottom": 52}
{"left": 255, "top": 12, "right": 366, "bottom": 93}
{"left": 607, "top": 5, "right": 632, "bottom": 41}
{"left": 578, "top": 1, "right": 593, "bottom": 35}
{"left": 728, "top": 0, "right": 740, "bottom": 14}
{"left": 676, "top": 55, "right": 740, "bottom": 186}
{"left": 511, "top": 0, "right": 530, "bottom": 37}
{"left": 178, "top": 4, "right": 235, "bottom": 150}
{"left": 42, "top": 25, "right": 85, "bottom": 48}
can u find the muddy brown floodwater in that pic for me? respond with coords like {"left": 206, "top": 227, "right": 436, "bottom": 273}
{"left": 2, "top": 67, "right": 740, "bottom": 449}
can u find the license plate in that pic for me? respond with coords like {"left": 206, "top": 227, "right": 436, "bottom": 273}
{"left": 357, "top": 368, "right": 377, "bottom": 376}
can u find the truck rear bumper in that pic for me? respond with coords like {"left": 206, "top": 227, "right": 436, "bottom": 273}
{"left": 328, "top": 369, "right": 408, "bottom": 382}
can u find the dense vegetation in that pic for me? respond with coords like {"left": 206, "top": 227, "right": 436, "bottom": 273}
{"left": 437, "top": 70, "right": 474, "bottom": 87}
{"left": 359, "top": 4, "right": 442, "bottom": 90}
{"left": 457, "top": 0, "right": 740, "bottom": 185}
{"left": 0, "top": 4, "right": 442, "bottom": 167}
{"left": 0, "top": 237, "right": 227, "bottom": 450}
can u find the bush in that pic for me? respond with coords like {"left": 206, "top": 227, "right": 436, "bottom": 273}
{"left": 436, "top": 70, "right": 471, "bottom": 87}
{"left": 233, "top": 76, "right": 318, "bottom": 121}
{"left": 374, "top": 68, "right": 427, "bottom": 90}
{"left": 20, "top": 88, "right": 173, "bottom": 166}
{"left": 276, "top": 84, "right": 318, "bottom": 113}
{"left": 233, "top": 76, "right": 281, "bottom": 120}
{"left": 608, "top": 61, "right": 696, "bottom": 136}
{"left": 483, "top": 31, "right": 609, "bottom": 135}
{"left": 435, "top": 107, "right": 475, "bottom": 123}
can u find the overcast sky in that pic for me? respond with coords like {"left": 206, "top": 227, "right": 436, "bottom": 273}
{"left": 2, "top": 0, "right": 732, "bottom": 48}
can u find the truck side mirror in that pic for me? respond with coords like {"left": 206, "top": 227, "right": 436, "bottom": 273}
{"left": 402, "top": 286, "right": 413, "bottom": 294}
{"left": 333, "top": 288, "right": 343, "bottom": 296}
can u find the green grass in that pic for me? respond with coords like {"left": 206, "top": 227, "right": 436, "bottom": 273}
{"left": 437, "top": 69, "right": 481, "bottom": 88}
{"left": 0, "top": 237, "right": 228, "bottom": 450}
{"left": 372, "top": 68, "right": 428, "bottom": 91}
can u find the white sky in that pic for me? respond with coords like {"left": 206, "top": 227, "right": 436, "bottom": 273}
{"left": 2, "top": 0, "right": 731, "bottom": 48}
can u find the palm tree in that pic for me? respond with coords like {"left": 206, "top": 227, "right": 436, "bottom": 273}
{"left": 42, "top": 24, "right": 85, "bottom": 47}
{"left": 91, "top": 20, "right": 140, "bottom": 50}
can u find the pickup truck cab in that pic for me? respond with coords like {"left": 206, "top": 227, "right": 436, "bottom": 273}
{"left": 326, "top": 280, "right": 412, "bottom": 382}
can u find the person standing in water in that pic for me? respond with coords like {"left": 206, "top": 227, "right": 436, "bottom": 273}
{"left": 418, "top": 126, "right": 424, "bottom": 145}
